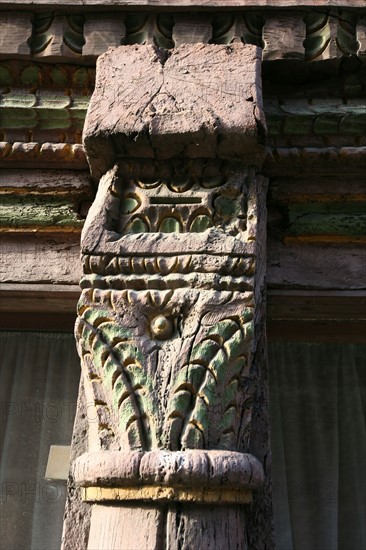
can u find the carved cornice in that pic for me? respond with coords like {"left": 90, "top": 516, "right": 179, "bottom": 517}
{"left": 1, "top": 10, "right": 365, "bottom": 172}
{"left": 1, "top": 1, "right": 365, "bottom": 9}
{"left": 2, "top": 142, "right": 366, "bottom": 177}
{"left": 0, "top": 9, "right": 365, "bottom": 63}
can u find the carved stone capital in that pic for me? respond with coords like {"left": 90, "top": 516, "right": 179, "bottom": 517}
{"left": 71, "top": 42, "right": 272, "bottom": 549}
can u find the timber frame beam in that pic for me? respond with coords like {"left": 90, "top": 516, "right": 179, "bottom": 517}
{"left": 1, "top": 1, "right": 366, "bottom": 9}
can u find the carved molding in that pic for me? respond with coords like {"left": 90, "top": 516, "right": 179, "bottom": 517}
{"left": 2, "top": 0, "right": 366, "bottom": 7}
{"left": 0, "top": 168, "right": 92, "bottom": 234}
{"left": 0, "top": 141, "right": 88, "bottom": 169}
{"left": 0, "top": 9, "right": 365, "bottom": 63}
{"left": 75, "top": 449, "right": 264, "bottom": 504}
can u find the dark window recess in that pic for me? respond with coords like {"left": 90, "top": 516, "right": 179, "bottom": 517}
{"left": 0, "top": 332, "right": 80, "bottom": 550}
{"left": 269, "top": 340, "right": 366, "bottom": 550}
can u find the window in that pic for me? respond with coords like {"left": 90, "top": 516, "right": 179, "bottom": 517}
{"left": 269, "top": 327, "right": 366, "bottom": 550}
{"left": 0, "top": 332, "right": 80, "bottom": 550}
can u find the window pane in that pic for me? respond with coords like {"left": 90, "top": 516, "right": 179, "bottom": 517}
{"left": 269, "top": 342, "right": 366, "bottom": 550}
{"left": 0, "top": 332, "right": 80, "bottom": 550}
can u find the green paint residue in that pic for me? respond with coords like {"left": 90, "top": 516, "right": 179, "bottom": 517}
{"left": 190, "top": 215, "right": 213, "bottom": 232}
{"left": 20, "top": 65, "right": 42, "bottom": 86}
{"left": 289, "top": 203, "right": 366, "bottom": 236}
{"left": 50, "top": 67, "right": 69, "bottom": 87}
{"left": 159, "top": 217, "right": 182, "bottom": 233}
{"left": 0, "top": 196, "right": 83, "bottom": 227}
{"left": 125, "top": 217, "right": 149, "bottom": 233}
{"left": 0, "top": 65, "right": 14, "bottom": 86}
{"left": 214, "top": 195, "right": 240, "bottom": 218}
{"left": 120, "top": 196, "right": 140, "bottom": 215}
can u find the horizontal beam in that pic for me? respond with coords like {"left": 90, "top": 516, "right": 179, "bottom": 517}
{"left": 2, "top": 283, "right": 365, "bottom": 323}
{"left": 0, "top": 169, "right": 93, "bottom": 195}
{"left": 0, "top": 234, "right": 82, "bottom": 283}
{"left": 0, "top": 283, "right": 80, "bottom": 312}
{"left": 267, "top": 289, "right": 366, "bottom": 321}
{"left": 1, "top": 1, "right": 365, "bottom": 10}
{"left": 267, "top": 236, "right": 366, "bottom": 290}
{"left": 267, "top": 320, "right": 366, "bottom": 342}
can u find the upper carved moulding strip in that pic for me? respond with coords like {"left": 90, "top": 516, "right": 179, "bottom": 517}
{"left": 1, "top": 1, "right": 365, "bottom": 9}
{"left": 0, "top": 9, "right": 365, "bottom": 64}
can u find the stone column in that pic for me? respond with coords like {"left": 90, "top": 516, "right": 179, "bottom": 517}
{"left": 70, "top": 43, "right": 272, "bottom": 549}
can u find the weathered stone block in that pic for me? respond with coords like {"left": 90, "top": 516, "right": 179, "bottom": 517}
{"left": 83, "top": 43, "right": 266, "bottom": 180}
{"left": 0, "top": 12, "right": 32, "bottom": 56}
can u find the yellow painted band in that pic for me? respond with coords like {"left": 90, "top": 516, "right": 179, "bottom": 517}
{"left": 81, "top": 485, "right": 253, "bottom": 505}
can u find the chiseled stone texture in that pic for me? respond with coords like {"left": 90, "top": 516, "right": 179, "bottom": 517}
{"left": 83, "top": 43, "right": 266, "bottom": 180}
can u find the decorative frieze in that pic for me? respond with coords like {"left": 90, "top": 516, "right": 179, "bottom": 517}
{"left": 0, "top": 142, "right": 88, "bottom": 169}
{"left": 268, "top": 176, "right": 366, "bottom": 245}
{"left": 125, "top": 14, "right": 174, "bottom": 48}
{"left": 263, "top": 12, "right": 306, "bottom": 60}
{"left": 31, "top": 14, "right": 85, "bottom": 60}
{"left": 0, "top": 9, "right": 365, "bottom": 62}
{"left": 0, "top": 169, "right": 92, "bottom": 233}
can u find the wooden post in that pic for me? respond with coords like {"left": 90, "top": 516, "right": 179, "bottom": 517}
{"left": 67, "top": 43, "right": 273, "bottom": 549}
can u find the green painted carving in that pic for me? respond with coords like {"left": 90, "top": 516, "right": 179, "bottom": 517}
{"left": 265, "top": 99, "right": 366, "bottom": 137}
{"left": 0, "top": 61, "right": 95, "bottom": 90}
{"left": 50, "top": 67, "right": 69, "bottom": 87}
{"left": 20, "top": 65, "right": 42, "bottom": 86}
{"left": 288, "top": 202, "right": 366, "bottom": 237}
{"left": 76, "top": 160, "right": 259, "bottom": 450}
{"left": 64, "top": 15, "right": 86, "bottom": 54}
{"left": 125, "top": 14, "right": 174, "bottom": 49}
{"left": 0, "top": 65, "right": 14, "bottom": 86}
{"left": 214, "top": 195, "right": 240, "bottom": 218}
{"left": 0, "top": 195, "right": 84, "bottom": 229}
{"left": 337, "top": 11, "right": 359, "bottom": 56}
{"left": 211, "top": 12, "right": 264, "bottom": 47}
{"left": 115, "top": 170, "right": 246, "bottom": 235}
{"left": 189, "top": 215, "right": 214, "bottom": 232}
{"left": 159, "top": 216, "right": 182, "bottom": 233}
{"left": 242, "top": 13, "right": 265, "bottom": 48}
{"left": 125, "top": 216, "right": 150, "bottom": 234}
{"left": 120, "top": 195, "right": 141, "bottom": 215}
{"left": 31, "top": 14, "right": 85, "bottom": 56}
{"left": 76, "top": 304, "right": 155, "bottom": 449}
{"left": 0, "top": 90, "right": 89, "bottom": 136}
{"left": 72, "top": 68, "right": 90, "bottom": 88}
{"left": 76, "top": 286, "right": 256, "bottom": 452}
{"left": 166, "top": 311, "right": 254, "bottom": 450}
{"left": 168, "top": 177, "right": 194, "bottom": 193}
{"left": 31, "top": 14, "right": 54, "bottom": 55}
{"left": 304, "top": 13, "right": 330, "bottom": 61}
{"left": 211, "top": 13, "right": 238, "bottom": 44}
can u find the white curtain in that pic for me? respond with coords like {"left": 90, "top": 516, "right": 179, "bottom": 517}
{"left": 269, "top": 342, "right": 366, "bottom": 550}
{"left": 0, "top": 332, "right": 80, "bottom": 550}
